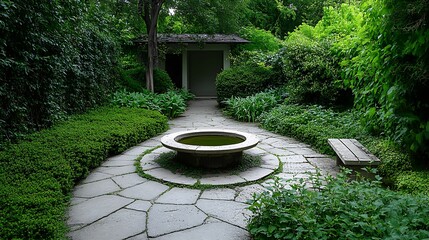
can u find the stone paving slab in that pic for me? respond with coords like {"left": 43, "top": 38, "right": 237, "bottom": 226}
{"left": 118, "top": 181, "right": 169, "bottom": 201}
{"left": 95, "top": 165, "right": 136, "bottom": 176}
{"left": 152, "top": 222, "right": 250, "bottom": 240}
{"left": 148, "top": 204, "right": 207, "bottom": 237}
{"left": 112, "top": 173, "right": 147, "bottom": 189}
{"left": 68, "top": 209, "right": 146, "bottom": 240}
{"left": 68, "top": 195, "right": 133, "bottom": 227}
{"left": 238, "top": 167, "right": 274, "bottom": 181}
{"left": 196, "top": 199, "right": 251, "bottom": 229}
{"left": 123, "top": 146, "right": 152, "bottom": 156}
{"left": 81, "top": 172, "right": 113, "bottom": 184}
{"left": 126, "top": 200, "right": 152, "bottom": 212}
{"left": 67, "top": 100, "right": 338, "bottom": 240}
{"left": 199, "top": 175, "right": 247, "bottom": 185}
{"left": 155, "top": 188, "right": 200, "bottom": 204}
{"left": 235, "top": 184, "right": 267, "bottom": 203}
{"left": 73, "top": 179, "right": 120, "bottom": 198}
{"left": 144, "top": 167, "right": 198, "bottom": 185}
{"left": 200, "top": 188, "right": 237, "bottom": 201}
{"left": 101, "top": 160, "right": 135, "bottom": 167}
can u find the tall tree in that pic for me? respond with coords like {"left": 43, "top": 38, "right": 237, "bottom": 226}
{"left": 138, "top": 0, "right": 165, "bottom": 92}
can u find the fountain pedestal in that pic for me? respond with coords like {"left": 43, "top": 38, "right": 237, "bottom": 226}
{"left": 161, "top": 129, "right": 259, "bottom": 169}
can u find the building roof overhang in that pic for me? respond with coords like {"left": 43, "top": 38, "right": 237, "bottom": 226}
{"left": 134, "top": 34, "right": 250, "bottom": 45}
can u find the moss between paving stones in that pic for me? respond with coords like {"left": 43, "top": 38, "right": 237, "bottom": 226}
{"left": 136, "top": 146, "right": 283, "bottom": 190}
{"left": 155, "top": 152, "right": 262, "bottom": 178}
{"left": 0, "top": 107, "right": 168, "bottom": 239}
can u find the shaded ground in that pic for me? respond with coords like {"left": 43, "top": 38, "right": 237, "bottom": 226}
{"left": 67, "top": 100, "right": 338, "bottom": 240}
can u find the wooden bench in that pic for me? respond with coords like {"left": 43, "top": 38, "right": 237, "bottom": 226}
{"left": 328, "top": 139, "right": 380, "bottom": 166}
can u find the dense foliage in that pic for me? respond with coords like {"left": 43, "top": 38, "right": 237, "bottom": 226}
{"left": 111, "top": 90, "right": 191, "bottom": 119}
{"left": 0, "top": 1, "right": 119, "bottom": 146}
{"left": 248, "top": 171, "right": 429, "bottom": 239}
{"left": 0, "top": 107, "right": 167, "bottom": 239}
{"left": 339, "top": 0, "right": 429, "bottom": 161}
{"left": 271, "top": 40, "right": 352, "bottom": 106}
{"left": 119, "top": 67, "right": 174, "bottom": 94}
{"left": 266, "top": 0, "right": 429, "bottom": 163}
{"left": 216, "top": 64, "right": 274, "bottom": 104}
{"left": 259, "top": 104, "right": 414, "bottom": 182}
{"left": 224, "top": 91, "right": 281, "bottom": 122}
{"left": 161, "top": 0, "right": 248, "bottom": 34}
{"left": 246, "top": 0, "right": 346, "bottom": 38}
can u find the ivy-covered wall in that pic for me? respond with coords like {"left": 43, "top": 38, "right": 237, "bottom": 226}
{"left": 0, "top": 1, "right": 119, "bottom": 146}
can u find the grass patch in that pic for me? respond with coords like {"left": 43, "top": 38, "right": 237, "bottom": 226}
{"left": 155, "top": 152, "right": 261, "bottom": 178}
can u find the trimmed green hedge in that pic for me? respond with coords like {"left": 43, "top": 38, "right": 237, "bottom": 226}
{"left": 0, "top": 107, "right": 168, "bottom": 239}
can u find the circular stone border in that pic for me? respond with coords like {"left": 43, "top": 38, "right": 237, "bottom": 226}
{"left": 140, "top": 146, "right": 280, "bottom": 186}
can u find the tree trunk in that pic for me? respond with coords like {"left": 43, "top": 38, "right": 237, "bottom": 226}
{"left": 139, "top": 0, "right": 164, "bottom": 93}
{"left": 146, "top": 30, "right": 155, "bottom": 92}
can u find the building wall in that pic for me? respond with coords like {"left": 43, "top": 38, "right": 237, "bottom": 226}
{"left": 182, "top": 44, "right": 230, "bottom": 97}
{"left": 159, "top": 44, "right": 231, "bottom": 97}
{"left": 187, "top": 50, "right": 223, "bottom": 97}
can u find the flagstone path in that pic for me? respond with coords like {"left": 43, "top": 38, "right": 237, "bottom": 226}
{"left": 67, "top": 100, "right": 339, "bottom": 240}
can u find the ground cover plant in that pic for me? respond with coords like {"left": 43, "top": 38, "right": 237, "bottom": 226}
{"left": 0, "top": 107, "right": 168, "bottom": 239}
{"left": 258, "top": 103, "right": 423, "bottom": 193}
{"left": 248, "top": 171, "right": 429, "bottom": 239}
{"left": 111, "top": 89, "right": 192, "bottom": 119}
{"left": 154, "top": 152, "right": 262, "bottom": 178}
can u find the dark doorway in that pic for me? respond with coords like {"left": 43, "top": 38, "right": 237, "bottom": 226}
{"left": 188, "top": 51, "right": 223, "bottom": 97}
{"left": 165, "top": 53, "right": 182, "bottom": 88}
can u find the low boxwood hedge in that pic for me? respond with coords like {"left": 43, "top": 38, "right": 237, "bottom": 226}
{"left": 0, "top": 107, "right": 168, "bottom": 239}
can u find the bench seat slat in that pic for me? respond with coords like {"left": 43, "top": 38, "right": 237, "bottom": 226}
{"left": 349, "top": 139, "right": 380, "bottom": 164}
{"left": 340, "top": 139, "right": 371, "bottom": 161}
{"left": 328, "top": 139, "right": 359, "bottom": 165}
{"left": 328, "top": 138, "right": 380, "bottom": 166}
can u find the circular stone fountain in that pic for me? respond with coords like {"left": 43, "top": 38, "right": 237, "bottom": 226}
{"left": 161, "top": 129, "right": 260, "bottom": 169}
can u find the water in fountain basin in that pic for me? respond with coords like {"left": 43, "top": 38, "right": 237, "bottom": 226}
{"left": 178, "top": 135, "right": 244, "bottom": 146}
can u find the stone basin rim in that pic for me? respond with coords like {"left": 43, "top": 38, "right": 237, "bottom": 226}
{"left": 160, "top": 129, "right": 260, "bottom": 154}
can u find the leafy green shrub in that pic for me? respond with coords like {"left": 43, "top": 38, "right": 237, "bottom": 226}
{"left": 224, "top": 91, "right": 280, "bottom": 122}
{"left": 119, "top": 66, "right": 146, "bottom": 92}
{"left": 337, "top": 0, "right": 429, "bottom": 162}
{"left": 216, "top": 64, "right": 274, "bottom": 104}
{"left": 396, "top": 171, "right": 429, "bottom": 196}
{"left": 111, "top": 90, "right": 186, "bottom": 119}
{"left": 271, "top": 40, "right": 352, "bottom": 107}
{"left": 174, "top": 88, "right": 195, "bottom": 102}
{"left": 0, "top": 1, "right": 119, "bottom": 145}
{"left": 0, "top": 107, "right": 168, "bottom": 239}
{"left": 157, "top": 91, "right": 187, "bottom": 118}
{"left": 259, "top": 104, "right": 412, "bottom": 181}
{"left": 237, "top": 26, "right": 283, "bottom": 52}
{"left": 154, "top": 69, "right": 175, "bottom": 93}
{"left": 248, "top": 171, "right": 429, "bottom": 240}
{"left": 118, "top": 67, "right": 174, "bottom": 94}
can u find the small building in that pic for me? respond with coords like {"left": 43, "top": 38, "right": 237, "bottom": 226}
{"left": 134, "top": 34, "right": 249, "bottom": 98}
